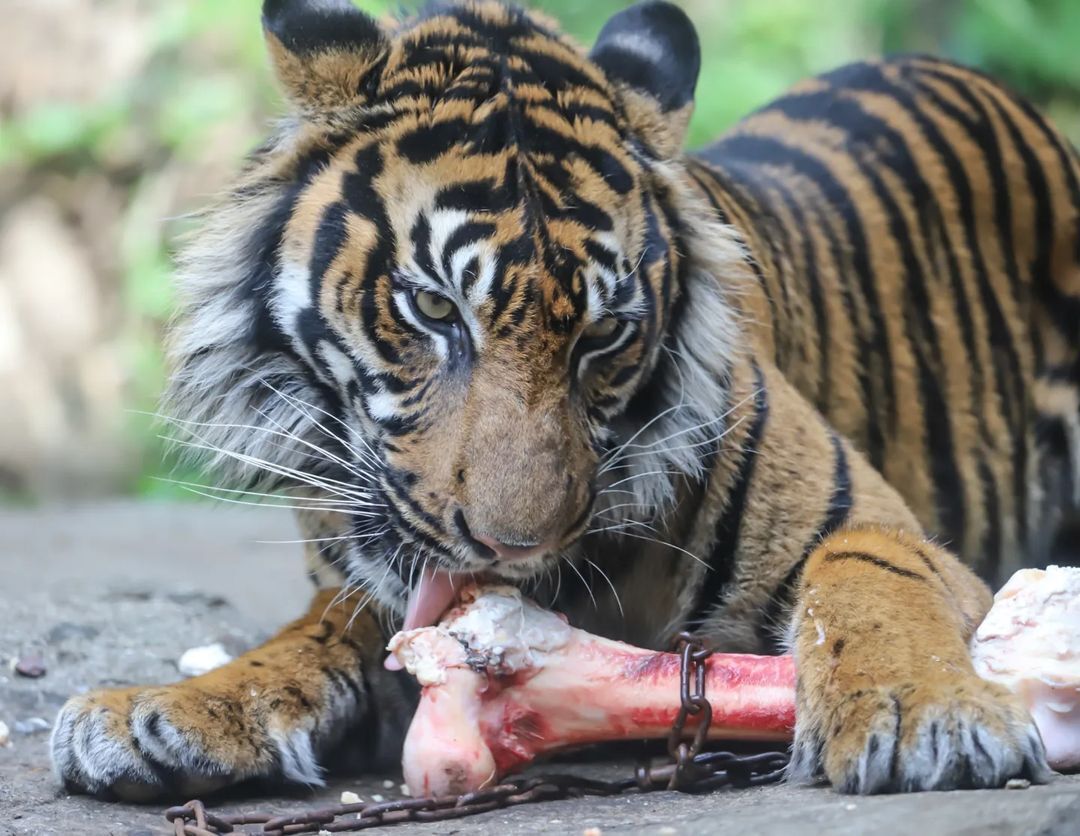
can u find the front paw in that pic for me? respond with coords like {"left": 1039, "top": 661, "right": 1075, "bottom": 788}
{"left": 51, "top": 683, "right": 320, "bottom": 801}
{"left": 790, "top": 675, "right": 1051, "bottom": 793}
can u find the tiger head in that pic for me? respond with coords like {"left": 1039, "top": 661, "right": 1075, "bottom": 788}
{"left": 167, "top": 0, "right": 744, "bottom": 624}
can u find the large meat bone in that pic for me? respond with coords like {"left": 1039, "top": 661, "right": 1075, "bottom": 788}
{"left": 391, "top": 566, "right": 1080, "bottom": 795}
{"left": 387, "top": 585, "right": 795, "bottom": 797}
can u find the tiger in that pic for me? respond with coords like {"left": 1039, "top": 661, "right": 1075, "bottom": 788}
{"left": 51, "top": 0, "right": 1079, "bottom": 800}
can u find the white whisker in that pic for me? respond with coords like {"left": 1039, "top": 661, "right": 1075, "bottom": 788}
{"left": 161, "top": 434, "right": 381, "bottom": 506}
{"left": 255, "top": 378, "right": 380, "bottom": 465}
{"left": 168, "top": 484, "right": 384, "bottom": 517}
{"left": 153, "top": 477, "right": 377, "bottom": 510}
{"left": 596, "top": 528, "right": 708, "bottom": 568}
{"left": 584, "top": 558, "right": 623, "bottom": 618}
{"left": 560, "top": 554, "right": 597, "bottom": 610}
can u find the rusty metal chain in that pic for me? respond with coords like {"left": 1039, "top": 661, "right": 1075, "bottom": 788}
{"left": 665, "top": 632, "right": 716, "bottom": 790}
{"left": 164, "top": 634, "right": 789, "bottom": 834}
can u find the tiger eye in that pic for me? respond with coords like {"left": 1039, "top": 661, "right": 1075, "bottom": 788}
{"left": 582, "top": 316, "right": 620, "bottom": 341}
{"left": 414, "top": 290, "right": 457, "bottom": 322}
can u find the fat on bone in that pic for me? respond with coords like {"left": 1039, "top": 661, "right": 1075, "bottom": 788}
{"left": 387, "top": 585, "right": 796, "bottom": 796}
{"left": 971, "top": 565, "right": 1080, "bottom": 771}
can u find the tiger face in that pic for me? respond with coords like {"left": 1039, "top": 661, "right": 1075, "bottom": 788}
{"left": 169, "top": 0, "right": 709, "bottom": 621}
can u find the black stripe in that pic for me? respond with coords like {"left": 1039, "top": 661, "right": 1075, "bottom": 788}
{"left": 977, "top": 457, "right": 1003, "bottom": 583}
{"left": 909, "top": 66, "right": 1034, "bottom": 549}
{"left": 324, "top": 665, "right": 365, "bottom": 708}
{"left": 397, "top": 118, "right": 472, "bottom": 164}
{"left": 823, "top": 550, "right": 927, "bottom": 581}
{"left": 381, "top": 470, "right": 443, "bottom": 536}
{"left": 655, "top": 195, "right": 686, "bottom": 328}
{"left": 963, "top": 60, "right": 1080, "bottom": 330}
{"left": 439, "top": 221, "right": 497, "bottom": 283}
{"left": 756, "top": 430, "right": 852, "bottom": 649}
{"left": 752, "top": 166, "right": 832, "bottom": 407}
{"left": 689, "top": 161, "right": 791, "bottom": 374}
{"left": 909, "top": 544, "right": 957, "bottom": 599}
{"left": 636, "top": 191, "right": 666, "bottom": 346}
{"left": 699, "top": 155, "right": 875, "bottom": 455}
{"left": 434, "top": 179, "right": 505, "bottom": 213}
{"left": 850, "top": 63, "right": 994, "bottom": 450}
{"left": 342, "top": 144, "right": 400, "bottom": 373}
{"left": 410, "top": 214, "right": 437, "bottom": 280}
{"left": 765, "top": 83, "right": 968, "bottom": 550}
{"left": 685, "top": 362, "right": 770, "bottom": 628}
{"left": 713, "top": 165, "right": 798, "bottom": 355}
{"left": 966, "top": 78, "right": 1079, "bottom": 550}
{"left": 239, "top": 141, "right": 335, "bottom": 358}
{"left": 685, "top": 166, "right": 732, "bottom": 225}
{"left": 839, "top": 65, "right": 1011, "bottom": 565}
{"left": 700, "top": 134, "right": 892, "bottom": 469}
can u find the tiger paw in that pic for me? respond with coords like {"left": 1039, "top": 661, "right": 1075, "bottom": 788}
{"left": 51, "top": 681, "right": 327, "bottom": 801}
{"left": 790, "top": 675, "right": 1051, "bottom": 794}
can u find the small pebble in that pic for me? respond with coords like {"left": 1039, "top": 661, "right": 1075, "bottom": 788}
{"left": 177, "top": 643, "right": 233, "bottom": 677}
{"left": 583, "top": 829, "right": 603, "bottom": 836}
{"left": 371, "top": 794, "right": 385, "bottom": 803}
{"left": 400, "top": 783, "right": 412, "bottom": 796}
{"left": 13, "top": 717, "right": 50, "bottom": 735}
{"left": 1006, "top": 778, "right": 1031, "bottom": 790}
{"left": 657, "top": 828, "right": 676, "bottom": 835}
{"left": 0, "top": 721, "right": 10, "bottom": 746}
{"left": 382, "top": 779, "right": 395, "bottom": 789}
{"left": 319, "top": 830, "right": 332, "bottom": 836}
{"left": 844, "top": 803, "right": 856, "bottom": 811}
{"left": 340, "top": 791, "right": 362, "bottom": 805}
{"left": 13, "top": 654, "right": 46, "bottom": 678}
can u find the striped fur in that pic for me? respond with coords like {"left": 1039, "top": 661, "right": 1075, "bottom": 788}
{"left": 53, "top": 0, "right": 1075, "bottom": 799}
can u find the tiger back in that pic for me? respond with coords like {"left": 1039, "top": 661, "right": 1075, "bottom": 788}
{"left": 691, "top": 56, "right": 1080, "bottom": 584}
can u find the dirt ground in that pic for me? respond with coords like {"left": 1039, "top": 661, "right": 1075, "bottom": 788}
{"left": 2, "top": 501, "right": 1078, "bottom": 835}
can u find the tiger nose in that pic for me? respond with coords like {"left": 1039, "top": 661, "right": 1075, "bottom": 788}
{"left": 453, "top": 509, "right": 550, "bottom": 561}
{"left": 472, "top": 532, "right": 550, "bottom": 561}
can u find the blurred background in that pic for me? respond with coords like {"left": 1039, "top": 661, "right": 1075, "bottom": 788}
{"left": 2, "top": 0, "right": 1079, "bottom": 504}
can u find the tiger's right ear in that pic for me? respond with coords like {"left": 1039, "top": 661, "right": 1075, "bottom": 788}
{"left": 590, "top": 2, "right": 699, "bottom": 158}
{"left": 262, "top": 0, "right": 387, "bottom": 111}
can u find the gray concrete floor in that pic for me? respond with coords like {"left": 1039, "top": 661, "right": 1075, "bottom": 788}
{"left": 1, "top": 501, "right": 1078, "bottom": 835}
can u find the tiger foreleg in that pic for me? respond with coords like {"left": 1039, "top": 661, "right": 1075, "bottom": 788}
{"left": 51, "top": 589, "right": 413, "bottom": 801}
{"left": 788, "top": 527, "right": 1050, "bottom": 793}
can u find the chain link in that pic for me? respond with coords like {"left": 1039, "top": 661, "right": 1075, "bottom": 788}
{"left": 164, "top": 634, "right": 789, "bottom": 834}
{"left": 665, "top": 632, "right": 716, "bottom": 790}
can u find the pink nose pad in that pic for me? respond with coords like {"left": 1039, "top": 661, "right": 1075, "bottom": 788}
{"left": 472, "top": 533, "right": 550, "bottom": 562}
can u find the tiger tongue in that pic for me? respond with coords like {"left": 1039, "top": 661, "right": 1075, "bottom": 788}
{"left": 384, "top": 567, "right": 467, "bottom": 671}
{"left": 404, "top": 566, "right": 465, "bottom": 632}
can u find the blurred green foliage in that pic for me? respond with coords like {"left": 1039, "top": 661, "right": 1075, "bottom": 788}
{"left": 3, "top": 0, "right": 1078, "bottom": 498}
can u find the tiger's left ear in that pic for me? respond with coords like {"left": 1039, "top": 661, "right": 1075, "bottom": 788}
{"left": 589, "top": 1, "right": 700, "bottom": 158}
{"left": 262, "top": 0, "right": 387, "bottom": 113}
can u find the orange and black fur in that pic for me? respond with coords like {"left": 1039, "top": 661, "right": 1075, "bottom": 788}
{"left": 53, "top": 0, "right": 1079, "bottom": 798}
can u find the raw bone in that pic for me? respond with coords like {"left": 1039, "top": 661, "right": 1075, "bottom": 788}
{"left": 971, "top": 565, "right": 1080, "bottom": 771}
{"left": 387, "top": 585, "right": 795, "bottom": 796}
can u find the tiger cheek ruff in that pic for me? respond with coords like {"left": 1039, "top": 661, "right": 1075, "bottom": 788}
{"left": 50, "top": 0, "right": 1075, "bottom": 801}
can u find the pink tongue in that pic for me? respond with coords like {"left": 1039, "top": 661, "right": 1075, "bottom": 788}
{"left": 404, "top": 566, "right": 463, "bottom": 631}
{"left": 385, "top": 566, "right": 463, "bottom": 671}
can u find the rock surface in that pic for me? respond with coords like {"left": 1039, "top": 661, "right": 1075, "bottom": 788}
{"left": 1, "top": 501, "right": 1078, "bottom": 835}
